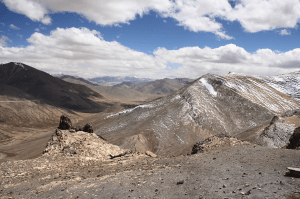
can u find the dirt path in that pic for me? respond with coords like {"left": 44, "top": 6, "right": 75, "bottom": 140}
{"left": 1, "top": 145, "right": 300, "bottom": 199}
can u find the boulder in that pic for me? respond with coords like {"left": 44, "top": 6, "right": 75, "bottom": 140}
{"left": 75, "top": 125, "right": 82, "bottom": 132}
{"left": 286, "top": 126, "right": 300, "bottom": 149}
{"left": 145, "top": 151, "right": 157, "bottom": 158}
{"left": 83, "top": 123, "right": 93, "bottom": 133}
{"left": 58, "top": 115, "right": 72, "bottom": 130}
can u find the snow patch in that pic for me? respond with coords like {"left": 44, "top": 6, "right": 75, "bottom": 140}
{"left": 106, "top": 103, "right": 156, "bottom": 118}
{"left": 14, "top": 62, "right": 27, "bottom": 70}
{"left": 170, "top": 94, "right": 181, "bottom": 102}
{"left": 200, "top": 78, "right": 217, "bottom": 97}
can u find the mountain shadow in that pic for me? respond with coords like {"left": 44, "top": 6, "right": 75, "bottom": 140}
{"left": 0, "top": 62, "right": 108, "bottom": 113}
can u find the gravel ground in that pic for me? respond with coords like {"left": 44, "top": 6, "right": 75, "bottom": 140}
{"left": 1, "top": 144, "right": 300, "bottom": 199}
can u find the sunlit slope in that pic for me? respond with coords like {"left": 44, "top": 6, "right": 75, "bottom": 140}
{"left": 95, "top": 73, "right": 299, "bottom": 156}
{"left": 222, "top": 73, "right": 299, "bottom": 114}
{"left": 260, "top": 71, "right": 300, "bottom": 103}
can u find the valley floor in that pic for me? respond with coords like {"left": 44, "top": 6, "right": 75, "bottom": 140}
{"left": 1, "top": 144, "right": 300, "bottom": 199}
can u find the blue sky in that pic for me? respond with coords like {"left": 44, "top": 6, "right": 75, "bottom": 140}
{"left": 0, "top": 0, "right": 300, "bottom": 79}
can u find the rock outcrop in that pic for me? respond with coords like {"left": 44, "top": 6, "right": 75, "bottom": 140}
{"left": 191, "top": 136, "right": 251, "bottom": 154}
{"left": 44, "top": 129, "right": 129, "bottom": 161}
{"left": 82, "top": 123, "right": 93, "bottom": 133}
{"left": 58, "top": 115, "right": 72, "bottom": 130}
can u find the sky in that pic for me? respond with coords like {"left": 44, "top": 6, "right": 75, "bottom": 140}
{"left": 0, "top": 0, "right": 300, "bottom": 79}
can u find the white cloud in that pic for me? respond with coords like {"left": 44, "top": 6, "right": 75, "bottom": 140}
{"left": 3, "top": 0, "right": 232, "bottom": 38}
{"left": 280, "top": 29, "right": 291, "bottom": 35}
{"left": 160, "top": 0, "right": 233, "bottom": 39}
{"left": 0, "top": 27, "right": 166, "bottom": 78}
{"left": 227, "top": 0, "right": 300, "bottom": 33}
{"left": 4, "top": 0, "right": 300, "bottom": 37}
{"left": 9, "top": 24, "right": 20, "bottom": 30}
{"left": 0, "top": 35, "right": 12, "bottom": 46}
{"left": 3, "top": 0, "right": 51, "bottom": 24}
{"left": 3, "top": 0, "right": 169, "bottom": 26}
{"left": 35, "top": 28, "right": 40, "bottom": 32}
{"left": 154, "top": 44, "right": 300, "bottom": 78}
{"left": 0, "top": 27, "right": 299, "bottom": 79}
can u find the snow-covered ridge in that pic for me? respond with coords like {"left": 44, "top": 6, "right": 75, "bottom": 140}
{"left": 106, "top": 103, "right": 157, "bottom": 118}
{"left": 220, "top": 74, "right": 300, "bottom": 114}
{"left": 259, "top": 71, "right": 300, "bottom": 103}
{"left": 200, "top": 78, "right": 217, "bottom": 97}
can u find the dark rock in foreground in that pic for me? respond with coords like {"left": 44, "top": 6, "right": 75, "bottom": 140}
{"left": 58, "top": 115, "right": 72, "bottom": 130}
{"left": 286, "top": 127, "right": 300, "bottom": 149}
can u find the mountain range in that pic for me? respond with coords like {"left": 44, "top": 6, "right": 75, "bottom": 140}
{"left": 1, "top": 62, "right": 300, "bottom": 199}
{"left": 88, "top": 76, "right": 153, "bottom": 86}
{"left": 59, "top": 75, "right": 194, "bottom": 104}
{"left": 113, "top": 78, "right": 194, "bottom": 95}
{"left": 1, "top": 62, "right": 300, "bottom": 157}
{"left": 93, "top": 72, "right": 300, "bottom": 156}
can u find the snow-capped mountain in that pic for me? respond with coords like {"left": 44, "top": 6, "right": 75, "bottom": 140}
{"left": 89, "top": 76, "right": 153, "bottom": 86}
{"left": 94, "top": 73, "right": 300, "bottom": 156}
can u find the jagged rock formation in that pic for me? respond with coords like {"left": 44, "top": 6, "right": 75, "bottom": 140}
{"left": 237, "top": 109, "right": 300, "bottom": 148}
{"left": 94, "top": 73, "right": 300, "bottom": 156}
{"left": 44, "top": 129, "right": 129, "bottom": 160}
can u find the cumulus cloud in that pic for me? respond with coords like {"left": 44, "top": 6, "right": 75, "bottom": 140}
{"left": 3, "top": 0, "right": 51, "bottom": 24}
{"left": 3, "top": 0, "right": 170, "bottom": 26}
{"left": 226, "top": 0, "right": 300, "bottom": 32}
{"left": 0, "top": 27, "right": 166, "bottom": 78}
{"left": 160, "top": 0, "right": 233, "bottom": 39}
{"left": 0, "top": 27, "right": 299, "bottom": 78}
{"left": 0, "top": 35, "right": 11, "bottom": 46}
{"left": 5, "top": 0, "right": 300, "bottom": 37}
{"left": 280, "top": 29, "right": 291, "bottom": 35}
{"left": 3, "top": 0, "right": 232, "bottom": 38}
{"left": 9, "top": 24, "right": 20, "bottom": 30}
{"left": 154, "top": 44, "right": 300, "bottom": 78}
